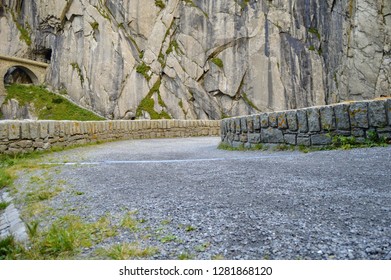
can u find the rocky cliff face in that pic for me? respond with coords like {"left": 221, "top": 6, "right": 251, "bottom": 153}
{"left": 0, "top": 0, "right": 390, "bottom": 120}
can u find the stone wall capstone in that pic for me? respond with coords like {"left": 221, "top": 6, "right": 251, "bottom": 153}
{"left": 221, "top": 98, "right": 391, "bottom": 148}
{"left": 0, "top": 119, "right": 221, "bottom": 154}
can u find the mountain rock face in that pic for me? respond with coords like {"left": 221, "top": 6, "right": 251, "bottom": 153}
{"left": 0, "top": 0, "right": 390, "bottom": 120}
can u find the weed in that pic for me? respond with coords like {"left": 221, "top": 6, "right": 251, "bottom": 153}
{"left": 0, "top": 169, "right": 12, "bottom": 189}
{"left": 185, "top": 225, "right": 196, "bottom": 232}
{"left": 120, "top": 212, "right": 139, "bottom": 232}
{"left": 160, "top": 234, "right": 178, "bottom": 243}
{"left": 211, "top": 254, "right": 225, "bottom": 260}
{"left": 0, "top": 201, "right": 10, "bottom": 210}
{"left": 97, "top": 243, "right": 158, "bottom": 260}
{"left": 194, "top": 242, "right": 210, "bottom": 252}
{"left": 161, "top": 219, "right": 171, "bottom": 225}
{"left": 178, "top": 251, "right": 194, "bottom": 260}
{"left": 25, "top": 220, "right": 40, "bottom": 239}
{"left": 0, "top": 236, "right": 23, "bottom": 260}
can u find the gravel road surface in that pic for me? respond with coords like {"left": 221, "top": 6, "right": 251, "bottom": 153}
{"left": 15, "top": 137, "right": 391, "bottom": 260}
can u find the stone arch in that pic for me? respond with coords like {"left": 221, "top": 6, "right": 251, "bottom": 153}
{"left": 3, "top": 65, "right": 39, "bottom": 85}
{"left": 0, "top": 55, "right": 48, "bottom": 102}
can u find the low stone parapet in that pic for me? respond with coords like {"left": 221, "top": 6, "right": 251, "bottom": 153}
{"left": 0, "top": 119, "right": 221, "bottom": 154}
{"left": 221, "top": 98, "right": 391, "bottom": 148}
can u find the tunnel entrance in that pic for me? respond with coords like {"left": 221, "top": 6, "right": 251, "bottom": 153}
{"left": 3, "top": 66, "right": 39, "bottom": 85}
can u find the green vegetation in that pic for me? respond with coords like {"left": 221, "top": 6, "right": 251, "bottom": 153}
{"left": 308, "top": 27, "right": 321, "bottom": 40}
{"left": 211, "top": 57, "right": 224, "bottom": 68}
{"left": 218, "top": 142, "right": 267, "bottom": 151}
{"left": 89, "top": 21, "right": 99, "bottom": 30}
{"left": 235, "top": 0, "right": 250, "bottom": 10}
{"left": 155, "top": 0, "right": 166, "bottom": 9}
{"left": 136, "top": 62, "right": 151, "bottom": 81}
{"left": 0, "top": 201, "right": 10, "bottom": 211}
{"left": 136, "top": 79, "right": 172, "bottom": 119}
{"left": 96, "top": 243, "right": 158, "bottom": 260}
{"left": 242, "top": 92, "right": 261, "bottom": 111}
{"left": 5, "top": 84, "right": 104, "bottom": 121}
{"left": 70, "top": 62, "right": 84, "bottom": 85}
{"left": 166, "top": 40, "right": 183, "bottom": 56}
{"left": 10, "top": 11, "right": 32, "bottom": 46}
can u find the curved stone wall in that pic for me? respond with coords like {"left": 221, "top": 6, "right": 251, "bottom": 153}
{"left": 0, "top": 119, "right": 220, "bottom": 154}
{"left": 221, "top": 99, "right": 391, "bottom": 148}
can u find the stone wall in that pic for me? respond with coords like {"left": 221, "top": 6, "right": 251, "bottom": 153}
{"left": 0, "top": 119, "right": 221, "bottom": 154}
{"left": 221, "top": 98, "right": 391, "bottom": 148}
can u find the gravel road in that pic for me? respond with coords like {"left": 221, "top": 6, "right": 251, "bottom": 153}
{"left": 15, "top": 137, "right": 391, "bottom": 260}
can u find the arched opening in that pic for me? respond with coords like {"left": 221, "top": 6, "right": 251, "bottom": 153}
{"left": 3, "top": 66, "right": 39, "bottom": 86}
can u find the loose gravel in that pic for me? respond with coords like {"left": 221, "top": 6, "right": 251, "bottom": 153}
{"left": 12, "top": 137, "right": 391, "bottom": 260}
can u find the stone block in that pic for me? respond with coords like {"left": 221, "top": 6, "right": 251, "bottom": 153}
{"left": 387, "top": 99, "right": 391, "bottom": 126}
{"left": 21, "top": 122, "right": 30, "bottom": 139}
{"left": 349, "top": 102, "right": 369, "bottom": 128}
{"left": 0, "top": 122, "right": 7, "bottom": 138}
{"left": 320, "top": 106, "right": 336, "bottom": 131}
{"left": 277, "top": 112, "right": 288, "bottom": 129}
{"left": 29, "top": 122, "right": 39, "bottom": 139}
{"left": 248, "top": 133, "right": 261, "bottom": 144}
{"left": 307, "top": 108, "right": 321, "bottom": 132}
{"left": 230, "top": 119, "right": 235, "bottom": 132}
{"left": 247, "top": 117, "right": 254, "bottom": 133}
{"left": 253, "top": 115, "right": 261, "bottom": 131}
{"left": 334, "top": 103, "right": 350, "bottom": 130}
{"left": 311, "top": 134, "right": 332, "bottom": 145}
{"left": 297, "top": 136, "right": 311, "bottom": 146}
{"left": 232, "top": 141, "right": 243, "bottom": 148}
{"left": 261, "top": 127, "right": 284, "bottom": 143}
{"left": 286, "top": 111, "right": 298, "bottom": 131}
{"left": 8, "top": 122, "right": 20, "bottom": 140}
{"left": 260, "top": 113, "right": 269, "bottom": 128}
{"left": 240, "top": 133, "right": 248, "bottom": 143}
{"left": 297, "top": 110, "right": 308, "bottom": 133}
{"left": 268, "top": 112, "right": 278, "bottom": 128}
{"left": 240, "top": 117, "right": 247, "bottom": 133}
{"left": 234, "top": 118, "right": 241, "bottom": 134}
{"left": 351, "top": 128, "right": 365, "bottom": 137}
{"left": 284, "top": 134, "right": 297, "bottom": 145}
{"left": 368, "top": 100, "right": 387, "bottom": 127}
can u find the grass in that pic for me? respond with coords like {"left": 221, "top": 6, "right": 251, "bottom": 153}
{"left": 0, "top": 201, "right": 10, "bottom": 210}
{"left": 96, "top": 243, "right": 158, "bottom": 260}
{"left": 5, "top": 84, "right": 104, "bottom": 121}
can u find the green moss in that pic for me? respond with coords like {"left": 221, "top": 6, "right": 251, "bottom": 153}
{"left": 308, "top": 27, "right": 321, "bottom": 40}
{"left": 155, "top": 0, "right": 166, "bottom": 9}
{"left": 136, "top": 79, "right": 172, "bottom": 120}
{"left": 70, "top": 63, "right": 84, "bottom": 85}
{"left": 181, "top": 0, "right": 208, "bottom": 17}
{"left": 236, "top": 0, "right": 250, "bottom": 10}
{"left": 90, "top": 21, "right": 99, "bottom": 30}
{"left": 136, "top": 62, "right": 151, "bottom": 81}
{"left": 11, "top": 11, "right": 31, "bottom": 46}
{"left": 211, "top": 57, "right": 224, "bottom": 68}
{"left": 5, "top": 84, "right": 104, "bottom": 121}
{"left": 166, "top": 40, "right": 183, "bottom": 56}
{"left": 242, "top": 92, "right": 261, "bottom": 111}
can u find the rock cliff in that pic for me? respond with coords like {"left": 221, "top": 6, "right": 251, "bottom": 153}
{"left": 0, "top": 0, "right": 390, "bottom": 119}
